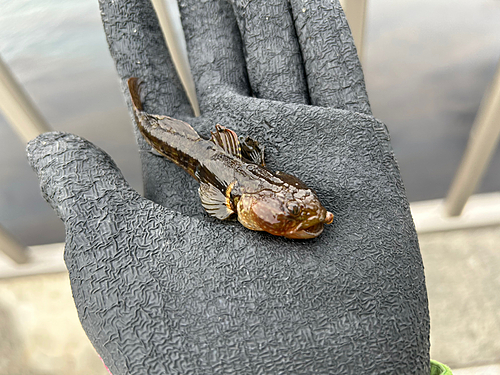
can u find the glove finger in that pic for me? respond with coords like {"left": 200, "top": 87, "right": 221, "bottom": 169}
{"left": 178, "top": 0, "right": 250, "bottom": 111}
{"left": 290, "top": 0, "right": 372, "bottom": 114}
{"left": 98, "top": 0, "right": 193, "bottom": 118}
{"left": 26, "top": 132, "right": 142, "bottom": 225}
{"left": 230, "top": 0, "right": 309, "bottom": 104}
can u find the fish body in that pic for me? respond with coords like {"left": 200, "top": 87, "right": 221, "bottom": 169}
{"left": 128, "top": 78, "right": 333, "bottom": 239}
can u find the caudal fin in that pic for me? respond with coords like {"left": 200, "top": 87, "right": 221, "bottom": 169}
{"left": 127, "top": 77, "right": 143, "bottom": 111}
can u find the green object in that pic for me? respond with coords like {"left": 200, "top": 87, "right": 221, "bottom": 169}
{"left": 431, "top": 360, "right": 453, "bottom": 375}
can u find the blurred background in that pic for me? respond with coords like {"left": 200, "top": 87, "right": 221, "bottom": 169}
{"left": 0, "top": 0, "right": 499, "bottom": 374}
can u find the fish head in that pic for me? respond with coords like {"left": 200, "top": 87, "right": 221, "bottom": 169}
{"left": 236, "top": 187, "right": 334, "bottom": 239}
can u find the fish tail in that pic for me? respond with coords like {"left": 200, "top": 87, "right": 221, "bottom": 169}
{"left": 127, "top": 77, "right": 214, "bottom": 182}
{"left": 127, "top": 77, "right": 143, "bottom": 111}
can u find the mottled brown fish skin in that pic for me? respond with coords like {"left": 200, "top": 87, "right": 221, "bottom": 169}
{"left": 235, "top": 175, "right": 333, "bottom": 239}
{"left": 127, "top": 77, "right": 334, "bottom": 239}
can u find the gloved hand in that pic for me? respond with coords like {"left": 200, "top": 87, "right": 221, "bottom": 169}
{"left": 27, "top": 0, "right": 430, "bottom": 373}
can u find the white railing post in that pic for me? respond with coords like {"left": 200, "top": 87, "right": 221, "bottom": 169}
{"left": 339, "top": 0, "right": 368, "bottom": 62}
{"left": 150, "top": 0, "right": 200, "bottom": 116}
{"left": 0, "top": 56, "right": 51, "bottom": 143}
{"left": 0, "top": 56, "right": 53, "bottom": 264}
{"left": 444, "top": 61, "right": 500, "bottom": 217}
{"left": 0, "top": 225, "right": 30, "bottom": 264}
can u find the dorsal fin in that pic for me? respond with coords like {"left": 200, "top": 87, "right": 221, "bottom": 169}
{"left": 210, "top": 124, "right": 242, "bottom": 158}
{"left": 240, "top": 136, "right": 266, "bottom": 166}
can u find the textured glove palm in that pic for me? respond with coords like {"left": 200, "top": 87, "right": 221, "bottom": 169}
{"left": 27, "top": 0, "right": 430, "bottom": 373}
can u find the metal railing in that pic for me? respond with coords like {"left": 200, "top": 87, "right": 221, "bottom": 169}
{"left": 0, "top": 57, "right": 51, "bottom": 143}
{"left": 0, "top": 55, "right": 52, "bottom": 265}
{"left": 150, "top": 0, "right": 200, "bottom": 116}
{"left": 0, "top": 225, "right": 30, "bottom": 264}
{"left": 444, "top": 61, "right": 500, "bottom": 216}
{"left": 339, "top": 0, "right": 368, "bottom": 62}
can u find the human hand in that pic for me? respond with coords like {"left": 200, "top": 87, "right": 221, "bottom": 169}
{"left": 27, "top": 0, "right": 430, "bottom": 373}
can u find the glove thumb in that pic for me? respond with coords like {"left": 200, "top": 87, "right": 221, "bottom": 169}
{"left": 26, "top": 132, "right": 141, "bottom": 225}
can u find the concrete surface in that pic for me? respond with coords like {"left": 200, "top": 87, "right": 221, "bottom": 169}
{"left": 0, "top": 273, "right": 108, "bottom": 375}
{"left": 0, "top": 225, "right": 499, "bottom": 374}
{"left": 454, "top": 365, "right": 500, "bottom": 375}
{"left": 421, "top": 225, "right": 500, "bottom": 369}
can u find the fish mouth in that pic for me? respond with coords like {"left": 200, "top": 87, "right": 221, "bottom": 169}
{"left": 284, "top": 211, "right": 334, "bottom": 239}
{"left": 285, "top": 223, "right": 324, "bottom": 239}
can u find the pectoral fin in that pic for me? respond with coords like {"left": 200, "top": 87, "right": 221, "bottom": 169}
{"left": 210, "top": 124, "right": 242, "bottom": 158}
{"left": 198, "top": 182, "right": 234, "bottom": 220}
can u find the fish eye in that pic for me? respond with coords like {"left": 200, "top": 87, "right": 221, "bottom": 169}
{"left": 287, "top": 202, "right": 300, "bottom": 216}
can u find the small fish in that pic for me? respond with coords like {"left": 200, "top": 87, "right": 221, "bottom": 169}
{"left": 128, "top": 77, "right": 334, "bottom": 239}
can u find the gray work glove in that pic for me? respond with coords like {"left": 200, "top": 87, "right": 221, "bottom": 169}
{"left": 26, "top": 0, "right": 430, "bottom": 373}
